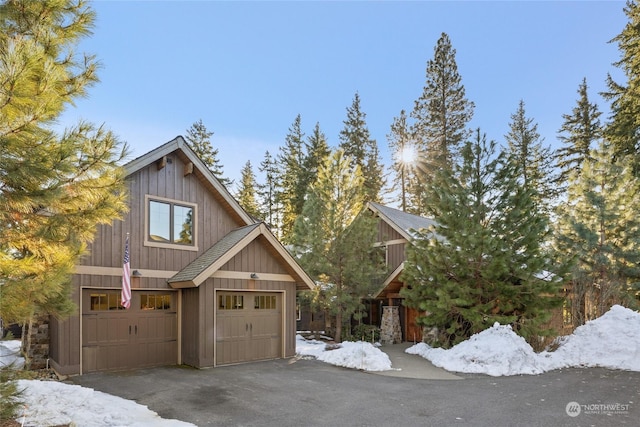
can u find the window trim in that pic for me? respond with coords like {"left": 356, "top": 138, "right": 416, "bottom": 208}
{"left": 144, "top": 195, "right": 198, "bottom": 251}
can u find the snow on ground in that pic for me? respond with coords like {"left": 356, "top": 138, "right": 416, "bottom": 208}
{"left": 407, "top": 304, "right": 640, "bottom": 376}
{"left": 406, "top": 323, "right": 546, "bottom": 376}
{"left": 0, "top": 341, "right": 194, "bottom": 426}
{"left": 0, "top": 338, "right": 24, "bottom": 369}
{"left": 539, "top": 304, "right": 640, "bottom": 372}
{"left": 15, "top": 380, "right": 195, "bottom": 427}
{"left": 295, "top": 335, "right": 392, "bottom": 371}
{"left": 1, "top": 304, "right": 639, "bottom": 425}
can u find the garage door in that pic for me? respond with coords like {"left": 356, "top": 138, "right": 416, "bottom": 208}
{"left": 82, "top": 289, "right": 177, "bottom": 373}
{"left": 216, "top": 291, "right": 282, "bottom": 365}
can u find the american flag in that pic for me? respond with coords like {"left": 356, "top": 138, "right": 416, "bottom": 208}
{"left": 121, "top": 234, "right": 131, "bottom": 309}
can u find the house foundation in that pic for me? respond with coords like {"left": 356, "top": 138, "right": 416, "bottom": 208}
{"left": 380, "top": 305, "right": 402, "bottom": 344}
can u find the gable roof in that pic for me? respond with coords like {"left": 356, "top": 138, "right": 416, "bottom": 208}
{"left": 167, "top": 222, "right": 315, "bottom": 291}
{"left": 124, "top": 136, "right": 255, "bottom": 226}
{"left": 367, "top": 202, "right": 437, "bottom": 239}
{"left": 367, "top": 202, "right": 440, "bottom": 299}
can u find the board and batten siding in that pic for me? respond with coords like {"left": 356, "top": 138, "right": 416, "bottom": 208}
{"left": 80, "top": 153, "right": 245, "bottom": 287}
{"left": 50, "top": 152, "right": 248, "bottom": 374}
{"left": 376, "top": 218, "right": 407, "bottom": 273}
{"left": 180, "top": 235, "right": 299, "bottom": 368}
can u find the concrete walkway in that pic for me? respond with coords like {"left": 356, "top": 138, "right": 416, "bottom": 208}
{"left": 374, "top": 342, "right": 462, "bottom": 380}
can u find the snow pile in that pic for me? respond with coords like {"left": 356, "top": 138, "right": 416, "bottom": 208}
{"left": 407, "top": 323, "right": 545, "bottom": 376}
{"left": 296, "top": 335, "right": 392, "bottom": 371}
{"left": 0, "top": 339, "right": 24, "bottom": 369}
{"left": 15, "top": 380, "right": 195, "bottom": 427}
{"left": 407, "top": 304, "right": 640, "bottom": 376}
{"left": 539, "top": 304, "right": 640, "bottom": 371}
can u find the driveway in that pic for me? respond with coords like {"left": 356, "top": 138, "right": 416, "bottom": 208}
{"left": 70, "top": 357, "right": 640, "bottom": 427}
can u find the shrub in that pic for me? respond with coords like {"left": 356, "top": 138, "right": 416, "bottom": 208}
{"left": 352, "top": 324, "right": 380, "bottom": 343}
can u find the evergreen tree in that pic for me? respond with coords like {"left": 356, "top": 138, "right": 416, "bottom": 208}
{"left": 339, "top": 92, "right": 384, "bottom": 202}
{"left": 185, "top": 119, "right": 232, "bottom": 186}
{"left": 388, "top": 110, "right": 421, "bottom": 212}
{"left": 292, "top": 150, "right": 384, "bottom": 342}
{"left": 401, "top": 130, "right": 564, "bottom": 348}
{"left": 504, "top": 100, "right": 558, "bottom": 212}
{"left": 258, "top": 150, "right": 281, "bottom": 235}
{"left": 236, "top": 160, "right": 261, "bottom": 219}
{"left": 410, "top": 32, "right": 474, "bottom": 196}
{"left": 556, "top": 78, "right": 603, "bottom": 188}
{"left": 278, "top": 114, "right": 306, "bottom": 243}
{"left": 602, "top": 0, "right": 640, "bottom": 172}
{"left": 554, "top": 139, "right": 640, "bottom": 324}
{"left": 0, "top": 0, "right": 129, "bottom": 359}
{"left": 301, "top": 122, "right": 330, "bottom": 199}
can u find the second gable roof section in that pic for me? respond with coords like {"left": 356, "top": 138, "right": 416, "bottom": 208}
{"left": 167, "top": 223, "right": 315, "bottom": 291}
{"left": 124, "top": 136, "right": 255, "bottom": 226}
{"left": 367, "top": 202, "right": 438, "bottom": 239}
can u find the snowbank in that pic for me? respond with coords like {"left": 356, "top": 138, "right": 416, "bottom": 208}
{"left": 539, "top": 304, "right": 640, "bottom": 371}
{"left": 0, "top": 339, "right": 24, "bottom": 369}
{"left": 407, "top": 304, "right": 640, "bottom": 376}
{"left": 296, "top": 335, "right": 392, "bottom": 371}
{"left": 15, "top": 380, "right": 194, "bottom": 427}
{"left": 407, "top": 323, "right": 545, "bottom": 376}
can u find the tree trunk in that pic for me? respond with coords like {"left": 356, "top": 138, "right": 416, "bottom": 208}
{"left": 335, "top": 310, "right": 343, "bottom": 343}
{"left": 23, "top": 314, "right": 34, "bottom": 370}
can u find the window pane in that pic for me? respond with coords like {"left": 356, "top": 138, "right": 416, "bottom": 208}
{"left": 90, "top": 294, "right": 106, "bottom": 311}
{"left": 174, "top": 205, "right": 193, "bottom": 244}
{"left": 149, "top": 201, "right": 171, "bottom": 242}
{"left": 90, "top": 293, "right": 123, "bottom": 311}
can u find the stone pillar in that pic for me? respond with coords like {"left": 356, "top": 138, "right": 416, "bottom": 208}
{"left": 380, "top": 306, "right": 402, "bottom": 344}
{"left": 26, "top": 317, "right": 50, "bottom": 370}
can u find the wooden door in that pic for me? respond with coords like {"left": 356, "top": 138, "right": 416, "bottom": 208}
{"left": 216, "top": 292, "right": 281, "bottom": 365}
{"left": 82, "top": 290, "right": 177, "bottom": 372}
{"left": 405, "top": 306, "right": 423, "bottom": 343}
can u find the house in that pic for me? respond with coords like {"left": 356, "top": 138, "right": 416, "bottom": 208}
{"left": 365, "top": 202, "right": 438, "bottom": 344}
{"left": 366, "top": 202, "right": 572, "bottom": 348}
{"left": 48, "top": 136, "right": 315, "bottom": 375}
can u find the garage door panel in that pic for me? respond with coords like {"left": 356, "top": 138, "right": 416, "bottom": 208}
{"left": 82, "top": 290, "right": 177, "bottom": 373}
{"left": 216, "top": 292, "right": 282, "bottom": 365}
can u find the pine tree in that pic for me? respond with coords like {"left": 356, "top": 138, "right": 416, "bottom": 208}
{"left": 185, "top": 119, "right": 232, "bottom": 186}
{"left": 278, "top": 114, "right": 306, "bottom": 243}
{"left": 258, "top": 150, "right": 281, "bottom": 235}
{"left": 339, "top": 92, "right": 384, "bottom": 202}
{"left": 505, "top": 100, "right": 558, "bottom": 212}
{"left": 555, "top": 78, "right": 603, "bottom": 188}
{"left": 387, "top": 110, "right": 421, "bottom": 212}
{"left": 554, "top": 139, "right": 640, "bottom": 324}
{"left": 301, "top": 122, "right": 330, "bottom": 199}
{"left": 0, "top": 0, "right": 129, "bottom": 358}
{"left": 410, "top": 32, "right": 474, "bottom": 195}
{"left": 236, "top": 160, "right": 261, "bottom": 219}
{"left": 401, "top": 130, "right": 564, "bottom": 348}
{"left": 292, "top": 150, "right": 384, "bottom": 342}
{"left": 602, "top": 0, "right": 640, "bottom": 172}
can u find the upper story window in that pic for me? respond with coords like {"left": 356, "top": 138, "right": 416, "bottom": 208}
{"left": 145, "top": 196, "right": 198, "bottom": 250}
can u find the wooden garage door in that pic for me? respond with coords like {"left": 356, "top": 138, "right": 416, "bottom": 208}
{"left": 82, "top": 290, "right": 177, "bottom": 373}
{"left": 216, "top": 292, "right": 282, "bottom": 365}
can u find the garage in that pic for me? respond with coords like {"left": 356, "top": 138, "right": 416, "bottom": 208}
{"left": 81, "top": 289, "right": 178, "bottom": 373}
{"left": 215, "top": 291, "right": 282, "bottom": 365}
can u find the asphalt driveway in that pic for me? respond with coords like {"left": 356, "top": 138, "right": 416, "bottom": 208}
{"left": 70, "top": 358, "right": 640, "bottom": 427}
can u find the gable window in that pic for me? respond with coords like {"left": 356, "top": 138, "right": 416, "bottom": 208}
{"left": 146, "top": 196, "right": 197, "bottom": 250}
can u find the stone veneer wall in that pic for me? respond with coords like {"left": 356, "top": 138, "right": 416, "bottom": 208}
{"left": 25, "top": 317, "right": 50, "bottom": 370}
{"left": 380, "top": 306, "right": 402, "bottom": 344}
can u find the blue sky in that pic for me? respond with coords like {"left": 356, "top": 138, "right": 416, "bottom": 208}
{"left": 58, "top": 1, "right": 627, "bottom": 190}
